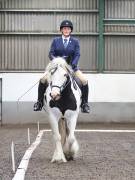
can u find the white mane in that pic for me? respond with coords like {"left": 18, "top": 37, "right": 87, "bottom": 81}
{"left": 46, "top": 57, "right": 72, "bottom": 72}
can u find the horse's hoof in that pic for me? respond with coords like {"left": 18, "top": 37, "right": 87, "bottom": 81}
{"left": 51, "top": 159, "right": 67, "bottom": 163}
{"left": 51, "top": 157, "right": 67, "bottom": 163}
{"left": 64, "top": 153, "right": 74, "bottom": 161}
{"left": 66, "top": 156, "right": 74, "bottom": 161}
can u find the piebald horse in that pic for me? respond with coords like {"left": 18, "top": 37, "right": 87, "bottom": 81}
{"left": 44, "top": 57, "right": 81, "bottom": 162}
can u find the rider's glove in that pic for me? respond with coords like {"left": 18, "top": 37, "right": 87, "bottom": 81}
{"left": 72, "top": 64, "right": 78, "bottom": 71}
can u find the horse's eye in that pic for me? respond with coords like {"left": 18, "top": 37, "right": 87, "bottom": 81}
{"left": 50, "top": 67, "right": 57, "bottom": 75}
{"left": 50, "top": 70, "right": 54, "bottom": 75}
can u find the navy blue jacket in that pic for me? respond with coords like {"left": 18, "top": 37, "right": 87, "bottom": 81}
{"left": 49, "top": 36, "right": 80, "bottom": 71}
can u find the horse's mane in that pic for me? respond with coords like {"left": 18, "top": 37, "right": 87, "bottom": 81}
{"left": 46, "top": 57, "right": 72, "bottom": 73}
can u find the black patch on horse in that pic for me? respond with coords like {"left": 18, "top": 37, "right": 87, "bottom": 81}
{"left": 49, "top": 80, "right": 77, "bottom": 115}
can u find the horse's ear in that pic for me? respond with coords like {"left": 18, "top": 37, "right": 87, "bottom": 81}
{"left": 50, "top": 66, "right": 57, "bottom": 75}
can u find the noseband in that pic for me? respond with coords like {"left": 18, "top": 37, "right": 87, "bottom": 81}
{"left": 50, "top": 75, "right": 70, "bottom": 94}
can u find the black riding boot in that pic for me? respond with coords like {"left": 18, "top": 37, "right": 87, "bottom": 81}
{"left": 81, "top": 84, "right": 90, "bottom": 113}
{"left": 33, "top": 81, "right": 48, "bottom": 111}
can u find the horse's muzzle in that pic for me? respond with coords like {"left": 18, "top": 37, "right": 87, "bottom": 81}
{"left": 50, "top": 92, "right": 61, "bottom": 101}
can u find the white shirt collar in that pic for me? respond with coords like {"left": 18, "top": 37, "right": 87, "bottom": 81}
{"left": 62, "top": 35, "right": 70, "bottom": 44}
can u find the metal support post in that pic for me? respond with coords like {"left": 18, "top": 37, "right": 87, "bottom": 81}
{"left": 98, "top": 0, "right": 105, "bottom": 72}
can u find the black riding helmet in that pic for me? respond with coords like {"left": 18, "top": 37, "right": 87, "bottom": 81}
{"left": 60, "top": 20, "right": 73, "bottom": 31}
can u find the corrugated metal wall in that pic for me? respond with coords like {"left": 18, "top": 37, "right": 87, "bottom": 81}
{"left": 105, "top": 0, "right": 135, "bottom": 19}
{"left": 104, "top": 0, "right": 135, "bottom": 72}
{"left": 0, "top": 0, "right": 135, "bottom": 72}
{"left": 105, "top": 36, "right": 135, "bottom": 71}
{"left": 0, "top": 0, "right": 98, "bottom": 71}
{"left": 0, "top": 0, "right": 97, "bottom": 9}
{"left": 0, "top": 12, "right": 97, "bottom": 33}
{"left": 0, "top": 35, "right": 98, "bottom": 71}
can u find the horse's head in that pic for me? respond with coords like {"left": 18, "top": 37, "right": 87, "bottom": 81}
{"left": 47, "top": 57, "right": 72, "bottom": 101}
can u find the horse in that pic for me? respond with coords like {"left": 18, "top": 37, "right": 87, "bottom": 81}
{"left": 44, "top": 57, "right": 81, "bottom": 163}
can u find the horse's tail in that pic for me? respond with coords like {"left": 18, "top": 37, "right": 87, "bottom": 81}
{"left": 58, "top": 117, "right": 69, "bottom": 147}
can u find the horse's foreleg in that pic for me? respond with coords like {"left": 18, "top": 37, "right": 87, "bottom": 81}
{"left": 64, "top": 111, "right": 79, "bottom": 160}
{"left": 49, "top": 112, "right": 67, "bottom": 163}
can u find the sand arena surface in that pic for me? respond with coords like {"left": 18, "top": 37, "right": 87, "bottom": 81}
{"left": 0, "top": 123, "right": 135, "bottom": 180}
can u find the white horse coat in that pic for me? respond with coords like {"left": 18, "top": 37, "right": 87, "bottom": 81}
{"left": 44, "top": 57, "right": 81, "bottom": 162}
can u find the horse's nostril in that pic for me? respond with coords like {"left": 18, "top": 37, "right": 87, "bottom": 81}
{"left": 50, "top": 92, "right": 60, "bottom": 101}
{"left": 50, "top": 93, "right": 55, "bottom": 99}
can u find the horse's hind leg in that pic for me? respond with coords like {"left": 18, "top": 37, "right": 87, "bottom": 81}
{"left": 49, "top": 112, "right": 67, "bottom": 163}
{"left": 64, "top": 111, "right": 79, "bottom": 160}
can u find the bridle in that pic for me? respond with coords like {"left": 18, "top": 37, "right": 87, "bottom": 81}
{"left": 49, "top": 65, "right": 71, "bottom": 99}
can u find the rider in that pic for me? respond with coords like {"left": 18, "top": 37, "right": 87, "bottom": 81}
{"left": 34, "top": 20, "right": 90, "bottom": 113}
